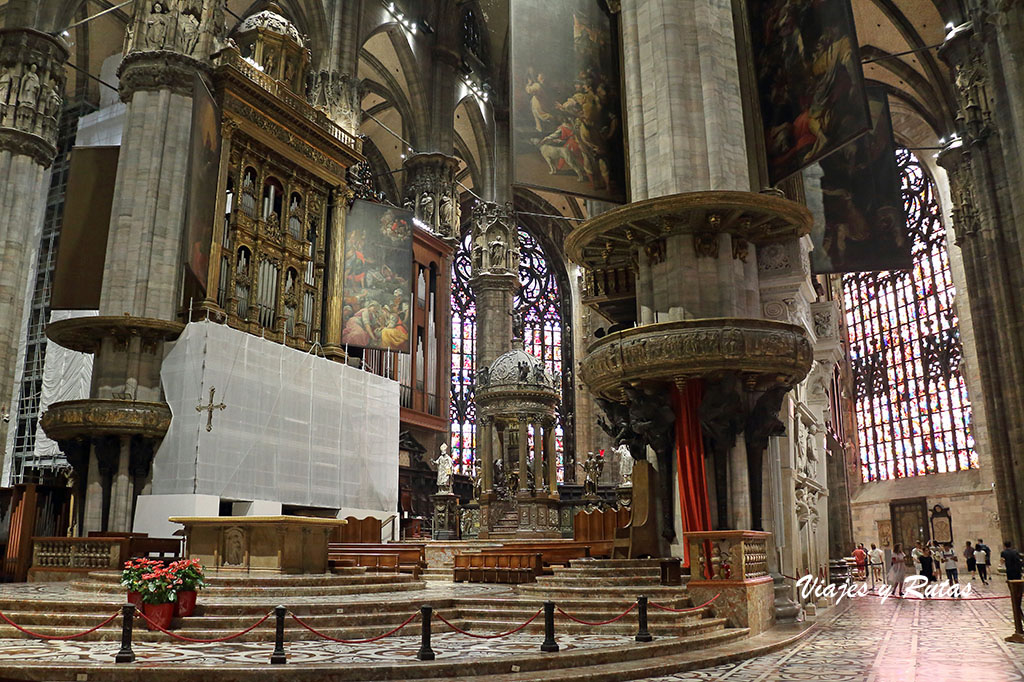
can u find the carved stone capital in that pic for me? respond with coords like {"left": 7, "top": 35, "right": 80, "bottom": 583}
{"left": 40, "top": 399, "right": 172, "bottom": 441}
{"left": 0, "top": 28, "right": 69, "bottom": 159}
{"left": 936, "top": 142, "right": 982, "bottom": 244}
{"left": 306, "top": 70, "right": 362, "bottom": 136}
{"left": 117, "top": 49, "right": 211, "bottom": 101}
{"left": 124, "top": 0, "right": 227, "bottom": 63}
{"left": 470, "top": 200, "right": 520, "bottom": 277}
{"left": 402, "top": 152, "right": 462, "bottom": 241}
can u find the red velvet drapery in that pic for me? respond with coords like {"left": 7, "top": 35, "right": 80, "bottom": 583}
{"left": 672, "top": 381, "right": 711, "bottom": 568}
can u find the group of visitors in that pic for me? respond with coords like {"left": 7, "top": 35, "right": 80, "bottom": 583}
{"left": 851, "top": 538, "right": 1023, "bottom": 597}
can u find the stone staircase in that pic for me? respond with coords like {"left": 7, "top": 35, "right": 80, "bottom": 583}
{"left": 449, "top": 559, "right": 736, "bottom": 638}
{"left": 488, "top": 507, "right": 521, "bottom": 537}
{"left": 0, "top": 569, "right": 426, "bottom": 642}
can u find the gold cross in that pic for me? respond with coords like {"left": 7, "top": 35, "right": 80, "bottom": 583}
{"left": 196, "top": 387, "right": 226, "bottom": 432}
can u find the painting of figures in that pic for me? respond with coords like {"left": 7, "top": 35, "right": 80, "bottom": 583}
{"left": 341, "top": 199, "right": 414, "bottom": 352}
{"left": 814, "top": 87, "right": 910, "bottom": 273}
{"left": 749, "top": 0, "right": 871, "bottom": 185}
{"left": 510, "top": 0, "right": 626, "bottom": 202}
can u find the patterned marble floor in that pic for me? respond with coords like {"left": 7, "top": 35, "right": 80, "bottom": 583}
{"left": 643, "top": 578, "right": 1024, "bottom": 682}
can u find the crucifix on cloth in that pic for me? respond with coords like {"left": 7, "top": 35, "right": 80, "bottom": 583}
{"left": 196, "top": 387, "right": 226, "bottom": 432}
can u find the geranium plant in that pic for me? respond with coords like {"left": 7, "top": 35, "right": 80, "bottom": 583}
{"left": 167, "top": 558, "right": 206, "bottom": 591}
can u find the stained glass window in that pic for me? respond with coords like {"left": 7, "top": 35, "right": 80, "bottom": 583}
{"left": 450, "top": 227, "right": 566, "bottom": 479}
{"left": 843, "top": 148, "right": 976, "bottom": 482}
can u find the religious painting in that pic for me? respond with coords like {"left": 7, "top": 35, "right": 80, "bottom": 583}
{"left": 341, "top": 199, "right": 414, "bottom": 352}
{"left": 748, "top": 0, "right": 871, "bottom": 185}
{"left": 510, "top": 0, "right": 626, "bottom": 202}
{"left": 184, "top": 72, "right": 221, "bottom": 294}
{"left": 813, "top": 87, "right": 909, "bottom": 273}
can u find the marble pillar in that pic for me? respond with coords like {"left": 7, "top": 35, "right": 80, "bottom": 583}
{"left": 468, "top": 201, "right": 518, "bottom": 370}
{"left": 109, "top": 436, "right": 132, "bottom": 533}
{"left": 0, "top": 29, "right": 67, "bottom": 454}
{"left": 729, "top": 436, "right": 751, "bottom": 530}
{"left": 402, "top": 153, "right": 461, "bottom": 242}
{"left": 532, "top": 422, "right": 544, "bottom": 493}
{"left": 83, "top": 448, "right": 104, "bottom": 534}
{"left": 545, "top": 423, "right": 557, "bottom": 495}
{"left": 480, "top": 417, "right": 493, "bottom": 492}
{"left": 518, "top": 419, "right": 529, "bottom": 494}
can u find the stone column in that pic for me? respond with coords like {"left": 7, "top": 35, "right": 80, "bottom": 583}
{"left": 937, "top": 19, "right": 1024, "bottom": 547}
{"left": 479, "top": 416, "right": 493, "bottom": 492}
{"left": 518, "top": 419, "right": 529, "bottom": 494}
{"left": 729, "top": 436, "right": 751, "bottom": 530}
{"left": 545, "top": 422, "right": 558, "bottom": 495}
{"left": 469, "top": 201, "right": 519, "bottom": 370}
{"left": 109, "top": 436, "right": 132, "bottom": 532}
{"left": 0, "top": 29, "right": 67, "bottom": 454}
{"left": 83, "top": 447, "right": 104, "bottom": 534}
{"left": 323, "top": 190, "right": 347, "bottom": 354}
{"left": 402, "top": 152, "right": 461, "bottom": 243}
{"left": 532, "top": 421, "right": 544, "bottom": 493}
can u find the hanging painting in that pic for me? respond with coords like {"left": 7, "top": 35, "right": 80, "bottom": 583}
{"left": 510, "top": 0, "right": 626, "bottom": 202}
{"left": 748, "top": 0, "right": 871, "bottom": 185}
{"left": 184, "top": 72, "right": 221, "bottom": 295}
{"left": 341, "top": 199, "right": 414, "bottom": 352}
{"left": 814, "top": 87, "right": 909, "bottom": 273}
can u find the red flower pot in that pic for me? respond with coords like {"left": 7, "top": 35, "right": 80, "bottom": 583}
{"left": 176, "top": 590, "right": 198, "bottom": 617}
{"left": 143, "top": 602, "right": 175, "bottom": 631}
{"left": 127, "top": 591, "right": 142, "bottom": 608}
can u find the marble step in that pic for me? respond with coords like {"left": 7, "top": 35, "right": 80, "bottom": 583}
{"left": 450, "top": 615, "right": 729, "bottom": 638}
{"left": 85, "top": 569, "right": 375, "bottom": 586}
{"left": 567, "top": 559, "right": 663, "bottom": 569}
{"left": 0, "top": 621, "right": 432, "bottom": 643}
{"left": 549, "top": 565, "right": 662, "bottom": 577}
{"left": 516, "top": 584, "right": 691, "bottom": 599}
{"left": 73, "top": 576, "right": 424, "bottom": 597}
{"left": 0, "top": 609, "right": 423, "bottom": 629}
{"left": 452, "top": 595, "right": 694, "bottom": 610}
{"left": 533, "top": 574, "right": 662, "bottom": 587}
{"left": 450, "top": 607, "right": 709, "bottom": 626}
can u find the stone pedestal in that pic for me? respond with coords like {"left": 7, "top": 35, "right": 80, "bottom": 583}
{"left": 432, "top": 493, "right": 459, "bottom": 540}
{"left": 513, "top": 495, "right": 561, "bottom": 538}
{"left": 685, "top": 530, "right": 775, "bottom": 635}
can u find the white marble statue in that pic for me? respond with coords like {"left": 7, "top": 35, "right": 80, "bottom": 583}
{"left": 434, "top": 443, "right": 453, "bottom": 494}
{"left": 617, "top": 444, "right": 633, "bottom": 487}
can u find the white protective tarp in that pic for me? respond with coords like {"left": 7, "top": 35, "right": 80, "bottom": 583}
{"left": 154, "top": 321, "right": 399, "bottom": 514}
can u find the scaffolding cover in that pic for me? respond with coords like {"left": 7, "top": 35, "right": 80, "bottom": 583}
{"left": 154, "top": 321, "right": 399, "bottom": 514}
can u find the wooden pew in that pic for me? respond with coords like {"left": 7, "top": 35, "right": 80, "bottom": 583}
{"left": 330, "top": 552, "right": 400, "bottom": 573}
{"left": 453, "top": 553, "right": 542, "bottom": 584}
{"left": 479, "top": 542, "right": 595, "bottom": 571}
{"left": 327, "top": 543, "right": 424, "bottom": 577}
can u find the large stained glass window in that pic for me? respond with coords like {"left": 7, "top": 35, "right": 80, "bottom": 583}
{"left": 843, "top": 148, "right": 976, "bottom": 482}
{"left": 450, "top": 227, "right": 565, "bottom": 478}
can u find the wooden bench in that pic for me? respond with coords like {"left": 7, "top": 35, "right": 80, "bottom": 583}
{"left": 327, "top": 544, "right": 424, "bottom": 577}
{"left": 328, "top": 552, "right": 400, "bottom": 573}
{"left": 479, "top": 542, "right": 594, "bottom": 572}
{"left": 453, "top": 553, "right": 542, "bottom": 584}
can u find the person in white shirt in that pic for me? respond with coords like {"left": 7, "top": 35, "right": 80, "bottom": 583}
{"left": 975, "top": 544, "right": 990, "bottom": 585}
{"left": 869, "top": 543, "right": 885, "bottom": 583}
{"left": 911, "top": 541, "right": 924, "bottom": 575}
{"left": 941, "top": 543, "right": 959, "bottom": 591}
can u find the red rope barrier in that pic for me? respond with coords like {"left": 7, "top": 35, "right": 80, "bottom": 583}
{"left": 885, "top": 593, "right": 1010, "bottom": 601}
{"left": 433, "top": 608, "right": 542, "bottom": 639}
{"left": 135, "top": 609, "right": 272, "bottom": 642}
{"left": 649, "top": 593, "right": 721, "bottom": 613}
{"left": 289, "top": 611, "right": 418, "bottom": 644}
{"left": 555, "top": 602, "right": 637, "bottom": 626}
{"left": 0, "top": 610, "right": 120, "bottom": 641}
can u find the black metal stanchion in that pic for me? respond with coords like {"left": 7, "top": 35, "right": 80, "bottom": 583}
{"left": 417, "top": 605, "right": 435, "bottom": 661}
{"left": 114, "top": 604, "right": 136, "bottom": 663}
{"left": 541, "top": 600, "right": 559, "bottom": 652}
{"left": 635, "top": 595, "right": 653, "bottom": 643}
{"left": 270, "top": 605, "right": 287, "bottom": 664}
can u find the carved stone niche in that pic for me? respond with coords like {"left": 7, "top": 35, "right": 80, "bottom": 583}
{"left": 306, "top": 70, "right": 362, "bottom": 136}
{"left": 0, "top": 28, "right": 69, "bottom": 163}
{"left": 469, "top": 200, "right": 519, "bottom": 276}
{"left": 125, "top": 0, "right": 228, "bottom": 62}
{"left": 402, "top": 153, "right": 462, "bottom": 242}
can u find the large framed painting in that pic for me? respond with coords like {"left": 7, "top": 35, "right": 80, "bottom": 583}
{"left": 184, "top": 73, "right": 221, "bottom": 295}
{"left": 510, "top": 0, "right": 626, "bottom": 203}
{"left": 748, "top": 0, "right": 871, "bottom": 185}
{"left": 813, "top": 87, "right": 909, "bottom": 273}
{"left": 341, "top": 199, "right": 414, "bottom": 352}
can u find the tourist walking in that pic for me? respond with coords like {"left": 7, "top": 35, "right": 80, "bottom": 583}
{"left": 853, "top": 544, "right": 868, "bottom": 580}
{"left": 965, "top": 540, "right": 977, "bottom": 578}
{"left": 941, "top": 543, "right": 959, "bottom": 591}
{"left": 912, "top": 540, "right": 924, "bottom": 575}
{"left": 1001, "top": 541, "right": 1023, "bottom": 582}
{"left": 869, "top": 543, "right": 885, "bottom": 583}
{"left": 919, "top": 544, "right": 936, "bottom": 591}
{"left": 975, "top": 542, "right": 990, "bottom": 585}
{"left": 889, "top": 543, "right": 908, "bottom": 596}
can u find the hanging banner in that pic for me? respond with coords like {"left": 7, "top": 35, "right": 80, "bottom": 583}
{"left": 341, "top": 200, "right": 414, "bottom": 352}
{"left": 510, "top": 0, "right": 626, "bottom": 203}
{"left": 814, "top": 87, "right": 910, "bottom": 273}
{"left": 184, "top": 72, "right": 221, "bottom": 295}
{"left": 748, "top": 0, "right": 871, "bottom": 185}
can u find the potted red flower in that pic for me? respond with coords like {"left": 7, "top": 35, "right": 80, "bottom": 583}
{"left": 168, "top": 558, "right": 206, "bottom": 617}
{"left": 138, "top": 565, "right": 178, "bottom": 631}
{"left": 120, "top": 558, "right": 163, "bottom": 608}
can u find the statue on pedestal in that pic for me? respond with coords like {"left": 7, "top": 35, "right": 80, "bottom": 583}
{"left": 434, "top": 443, "right": 453, "bottom": 495}
{"left": 583, "top": 451, "right": 603, "bottom": 498}
{"left": 617, "top": 444, "right": 633, "bottom": 487}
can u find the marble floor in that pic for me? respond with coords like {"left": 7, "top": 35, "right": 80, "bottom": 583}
{"left": 645, "top": 578, "right": 1024, "bottom": 682}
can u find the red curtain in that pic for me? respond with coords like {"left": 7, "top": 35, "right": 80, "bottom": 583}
{"left": 672, "top": 381, "right": 711, "bottom": 568}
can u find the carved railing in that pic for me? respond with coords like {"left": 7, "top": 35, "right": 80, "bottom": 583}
{"left": 31, "top": 537, "right": 128, "bottom": 570}
{"left": 217, "top": 50, "right": 358, "bottom": 150}
{"left": 685, "top": 530, "right": 772, "bottom": 581}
